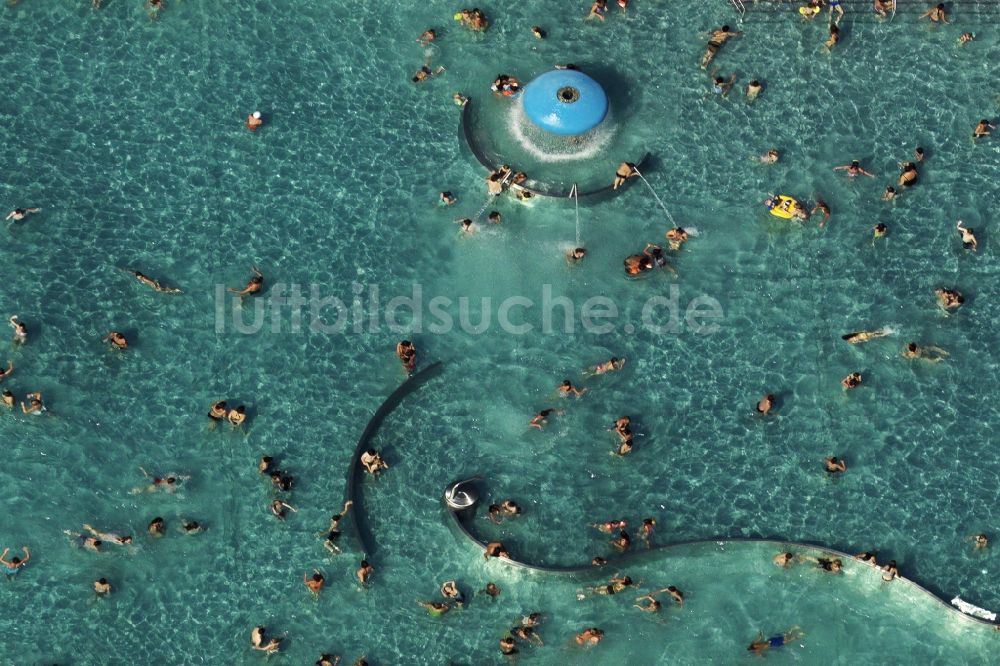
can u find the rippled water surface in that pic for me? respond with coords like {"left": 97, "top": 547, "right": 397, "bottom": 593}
{"left": 3, "top": 0, "right": 1000, "bottom": 663}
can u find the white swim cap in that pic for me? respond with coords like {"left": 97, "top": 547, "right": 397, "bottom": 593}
{"left": 252, "top": 111, "right": 261, "bottom": 119}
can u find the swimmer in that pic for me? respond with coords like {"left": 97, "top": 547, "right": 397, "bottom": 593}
{"left": 9, "top": 315, "right": 27, "bottom": 343}
{"left": 748, "top": 627, "right": 804, "bottom": 655}
{"left": 417, "top": 29, "right": 435, "bottom": 46}
{"left": 456, "top": 218, "right": 474, "bottom": 235}
{"left": 487, "top": 504, "right": 503, "bottom": 524}
{"left": 208, "top": 400, "right": 227, "bottom": 424}
{"left": 227, "top": 405, "right": 247, "bottom": 427}
{"left": 588, "top": 574, "right": 633, "bottom": 596}
{"left": 558, "top": 379, "right": 587, "bottom": 397}
{"left": 531, "top": 26, "right": 546, "bottom": 39}
{"left": 271, "top": 471, "right": 294, "bottom": 492}
{"left": 20, "top": 392, "right": 44, "bottom": 415}
{"left": 417, "top": 600, "right": 451, "bottom": 616}
{"left": 756, "top": 394, "right": 775, "bottom": 415}
{"left": 228, "top": 265, "right": 264, "bottom": 296}
{"left": 833, "top": 160, "right": 874, "bottom": 178}
{"left": 270, "top": 500, "right": 297, "bottom": 520}
{"left": 592, "top": 556, "right": 607, "bottom": 567}
{"left": 915, "top": 146, "right": 925, "bottom": 162}
{"left": 898, "top": 162, "right": 919, "bottom": 187}
{"left": 321, "top": 500, "right": 353, "bottom": 550}
{"left": 615, "top": 437, "right": 634, "bottom": 456}
{"left": 246, "top": 111, "right": 263, "bottom": 131}
{"left": 773, "top": 552, "right": 796, "bottom": 567}
{"left": 439, "top": 191, "right": 457, "bottom": 205}
{"left": 304, "top": 570, "right": 325, "bottom": 594}
{"left": 0, "top": 361, "right": 12, "bottom": 381}
{"left": 585, "top": 357, "right": 626, "bottom": 376}
{"left": 919, "top": 2, "right": 949, "bottom": 23}
{"left": 103, "top": 331, "right": 128, "bottom": 350}
{"left": 828, "top": 0, "right": 844, "bottom": 22}
{"left": 592, "top": 519, "right": 626, "bottom": 534}
{"left": 316, "top": 654, "right": 341, "bottom": 666}
{"left": 500, "top": 499, "right": 521, "bottom": 517}
{"left": 841, "top": 372, "right": 862, "bottom": 389}
{"left": 4, "top": 207, "right": 41, "bottom": 221}
{"left": 575, "top": 627, "right": 604, "bottom": 646}
{"left": 811, "top": 200, "right": 831, "bottom": 227}
{"left": 480, "top": 582, "right": 501, "bottom": 598}
{"left": 809, "top": 556, "right": 842, "bottom": 573}
{"left": 258, "top": 455, "right": 275, "bottom": 474}
{"left": 956, "top": 220, "right": 978, "bottom": 251}
{"left": 181, "top": 520, "right": 202, "bottom": 534}
{"left": 360, "top": 449, "right": 389, "bottom": 474}
{"left": 612, "top": 529, "right": 631, "bottom": 551}
{"left": 412, "top": 65, "right": 445, "bottom": 83}
{"left": 640, "top": 518, "right": 656, "bottom": 546}
{"left": 881, "top": 560, "right": 899, "bottom": 582}
{"left": 701, "top": 26, "right": 741, "bottom": 68}
{"left": 874, "top": 0, "right": 890, "bottom": 18}
{"left": 440, "top": 580, "right": 463, "bottom": 604}
{"left": 586, "top": 0, "right": 607, "bottom": 21}
{"left": 611, "top": 416, "right": 631, "bottom": 439}
{"left": 484, "top": 541, "right": 510, "bottom": 560}
{"left": 486, "top": 165, "right": 513, "bottom": 195}
{"left": 959, "top": 32, "right": 975, "bottom": 46}
{"left": 529, "top": 408, "right": 562, "bottom": 429}
{"left": 799, "top": 0, "right": 822, "bottom": 20}
{"left": 745, "top": 79, "right": 763, "bottom": 101}
{"left": 251, "top": 626, "right": 283, "bottom": 653}
{"left": 855, "top": 550, "right": 879, "bottom": 565}
{"left": 1, "top": 546, "right": 30, "bottom": 575}
{"left": 644, "top": 243, "right": 676, "bottom": 272}
{"left": 873, "top": 223, "right": 888, "bottom": 241}
{"left": 824, "top": 23, "right": 840, "bottom": 50}
{"left": 2, "top": 390, "right": 14, "bottom": 409}
{"left": 824, "top": 456, "right": 847, "bottom": 474}
{"left": 64, "top": 532, "right": 102, "bottom": 551}
{"left": 499, "top": 636, "right": 518, "bottom": 656}
{"left": 710, "top": 72, "right": 736, "bottom": 97}
{"left": 567, "top": 247, "right": 587, "bottom": 264}
{"left": 487, "top": 211, "right": 501, "bottom": 224}
{"left": 357, "top": 560, "right": 375, "bottom": 585}
{"left": 147, "top": 0, "right": 164, "bottom": 18}
{"left": 511, "top": 625, "right": 543, "bottom": 646}
{"left": 94, "top": 578, "right": 112, "bottom": 595}
{"left": 934, "top": 288, "right": 964, "bottom": 311}
{"left": 148, "top": 517, "right": 166, "bottom": 537}
{"left": 124, "top": 269, "right": 182, "bottom": 293}
{"left": 665, "top": 227, "right": 689, "bottom": 250}
{"left": 624, "top": 254, "right": 654, "bottom": 275}
{"left": 612, "top": 162, "right": 638, "bottom": 189}
{"left": 902, "top": 342, "right": 948, "bottom": 362}
{"left": 757, "top": 149, "right": 779, "bottom": 164}
{"left": 83, "top": 524, "right": 134, "bottom": 546}
{"left": 396, "top": 340, "right": 416, "bottom": 373}
{"left": 969, "top": 534, "right": 989, "bottom": 550}
{"left": 883, "top": 186, "right": 896, "bottom": 201}
{"left": 841, "top": 328, "right": 891, "bottom": 344}
{"left": 458, "top": 8, "right": 488, "bottom": 31}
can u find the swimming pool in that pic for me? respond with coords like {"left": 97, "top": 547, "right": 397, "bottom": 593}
{"left": 2, "top": 0, "right": 1000, "bottom": 663}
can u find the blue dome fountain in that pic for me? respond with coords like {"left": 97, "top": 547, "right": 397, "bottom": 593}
{"left": 522, "top": 69, "right": 609, "bottom": 136}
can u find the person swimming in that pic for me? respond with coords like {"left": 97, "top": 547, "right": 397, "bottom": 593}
{"left": 20, "top": 392, "right": 44, "bottom": 415}
{"left": 901, "top": 342, "right": 948, "bottom": 362}
{"left": 811, "top": 200, "right": 831, "bottom": 227}
{"left": 855, "top": 550, "right": 879, "bottom": 565}
{"left": 920, "top": 2, "right": 949, "bottom": 23}
{"left": 484, "top": 541, "right": 510, "bottom": 560}
{"left": 613, "top": 162, "right": 637, "bottom": 189}
{"left": 304, "top": 570, "right": 325, "bottom": 594}
{"left": 529, "top": 408, "right": 561, "bottom": 429}
{"left": 360, "top": 449, "right": 388, "bottom": 474}
{"left": 756, "top": 394, "right": 775, "bottom": 415}
{"left": 701, "top": 26, "right": 741, "bottom": 68}
{"left": 124, "top": 269, "right": 182, "bottom": 293}
{"left": 624, "top": 254, "right": 654, "bottom": 276}
{"left": 0, "top": 546, "right": 30, "bottom": 576}
{"left": 5, "top": 207, "right": 41, "bottom": 222}
{"left": 748, "top": 627, "right": 804, "bottom": 655}
{"left": 956, "top": 220, "right": 978, "bottom": 251}
{"left": 773, "top": 552, "right": 796, "bottom": 567}
{"left": 841, "top": 372, "right": 862, "bottom": 389}
{"left": 665, "top": 227, "right": 689, "bottom": 250}
{"left": 824, "top": 456, "right": 847, "bottom": 474}
{"left": 440, "top": 580, "right": 464, "bottom": 605}
{"left": 881, "top": 560, "right": 899, "bottom": 581}
{"left": 575, "top": 627, "right": 604, "bottom": 645}
{"left": 270, "top": 500, "right": 297, "bottom": 520}
{"left": 396, "top": 340, "right": 417, "bottom": 374}
{"left": 246, "top": 111, "right": 263, "bottom": 130}
{"left": 250, "top": 626, "right": 283, "bottom": 653}
{"left": 83, "top": 524, "right": 133, "bottom": 545}
{"left": 227, "top": 405, "right": 247, "bottom": 427}
{"left": 104, "top": 331, "right": 128, "bottom": 350}
{"left": 558, "top": 379, "right": 586, "bottom": 397}
{"left": 229, "top": 265, "right": 264, "bottom": 296}
{"left": 745, "top": 79, "right": 763, "bottom": 101}
{"left": 898, "top": 162, "right": 919, "bottom": 187}
{"left": 834, "top": 160, "right": 874, "bottom": 178}
{"left": 841, "top": 328, "right": 891, "bottom": 344}
{"left": 934, "top": 288, "right": 964, "bottom": 310}
{"left": 883, "top": 186, "right": 896, "bottom": 201}
{"left": 9, "top": 315, "right": 27, "bottom": 344}
{"left": 585, "top": 357, "right": 626, "bottom": 377}
{"left": 567, "top": 247, "right": 587, "bottom": 264}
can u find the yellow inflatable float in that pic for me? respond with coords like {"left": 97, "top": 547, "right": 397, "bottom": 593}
{"left": 766, "top": 195, "right": 802, "bottom": 219}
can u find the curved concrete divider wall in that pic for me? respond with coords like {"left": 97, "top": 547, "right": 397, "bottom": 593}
{"left": 459, "top": 100, "right": 651, "bottom": 199}
{"left": 443, "top": 477, "right": 1000, "bottom": 628}
{"left": 342, "top": 362, "right": 444, "bottom": 555}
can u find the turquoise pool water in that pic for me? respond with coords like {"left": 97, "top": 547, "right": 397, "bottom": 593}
{"left": 3, "top": 0, "right": 1000, "bottom": 663}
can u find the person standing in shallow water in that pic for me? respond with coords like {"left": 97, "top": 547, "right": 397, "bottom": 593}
{"left": 613, "top": 162, "right": 637, "bottom": 189}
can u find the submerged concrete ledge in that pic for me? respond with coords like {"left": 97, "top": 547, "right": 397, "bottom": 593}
{"left": 443, "top": 477, "right": 1000, "bottom": 629}
{"left": 342, "top": 362, "right": 444, "bottom": 555}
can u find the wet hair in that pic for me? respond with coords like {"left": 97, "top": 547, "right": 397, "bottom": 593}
{"left": 765, "top": 394, "right": 775, "bottom": 401}
{"left": 722, "top": 24, "right": 730, "bottom": 31}
{"left": 98, "top": 577, "right": 108, "bottom": 585}
{"left": 916, "top": 147, "right": 924, "bottom": 155}
{"left": 11, "top": 557, "right": 20, "bottom": 565}
{"left": 714, "top": 77, "right": 723, "bottom": 84}
{"left": 937, "top": 3, "right": 944, "bottom": 8}
{"left": 830, "top": 24, "right": 839, "bottom": 34}
{"left": 151, "top": 517, "right": 163, "bottom": 525}
{"left": 622, "top": 576, "right": 633, "bottom": 585}
{"left": 93, "top": 540, "right": 103, "bottom": 547}
{"left": 591, "top": 557, "right": 607, "bottom": 566}
{"left": 561, "top": 379, "right": 571, "bottom": 387}
{"left": 365, "top": 448, "right": 377, "bottom": 456}
{"left": 981, "top": 119, "right": 989, "bottom": 125}
{"left": 539, "top": 409, "right": 553, "bottom": 417}
{"left": 361, "top": 559, "right": 371, "bottom": 568}
{"left": 2, "top": 390, "right": 11, "bottom": 397}
{"left": 907, "top": 342, "right": 917, "bottom": 352}
{"left": 235, "top": 406, "right": 245, "bottom": 414}
{"left": 850, "top": 160, "right": 860, "bottom": 168}
{"left": 312, "top": 573, "right": 323, "bottom": 582}
{"left": 166, "top": 477, "right": 176, "bottom": 484}
{"left": 749, "top": 79, "right": 760, "bottom": 86}
{"left": 121, "top": 536, "right": 134, "bottom": 544}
